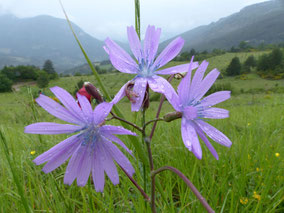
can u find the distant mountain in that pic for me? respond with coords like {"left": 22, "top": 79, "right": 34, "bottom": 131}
{"left": 161, "top": 0, "right": 284, "bottom": 52}
{"left": 0, "top": 14, "right": 108, "bottom": 72}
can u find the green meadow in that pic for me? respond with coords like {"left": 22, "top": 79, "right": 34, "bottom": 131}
{"left": 0, "top": 52, "right": 284, "bottom": 212}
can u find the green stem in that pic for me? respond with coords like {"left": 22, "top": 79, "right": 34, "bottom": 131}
{"left": 134, "top": 0, "right": 141, "bottom": 39}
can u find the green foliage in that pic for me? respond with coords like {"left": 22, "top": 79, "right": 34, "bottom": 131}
{"left": 226, "top": 57, "right": 241, "bottom": 76}
{"left": 1, "top": 65, "right": 40, "bottom": 81}
{"left": 43, "top": 60, "right": 58, "bottom": 80}
{"left": 37, "top": 71, "right": 49, "bottom": 88}
{"left": 244, "top": 55, "right": 256, "bottom": 68}
{"left": 0, "top": 73, "right": 13, "bottom": 92}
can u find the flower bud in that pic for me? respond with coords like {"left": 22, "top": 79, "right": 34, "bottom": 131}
{"left": 163, "top": 111, "right": 182, "bottom": 122}
{"left": 84, "top": 82, "right": 104, "bottom": 103}
{"left": 125, "top": 82, "right": 139, "bottom": 103}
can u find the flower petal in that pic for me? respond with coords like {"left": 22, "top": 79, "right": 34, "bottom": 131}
{"left": 36, "top": 94, "right": 83, "bottom": 125}
{"left": 199, "top": 91, "right": 231, "bottom": 107}
{"left": 177, "top": 57, "right": 195, "bottom": 106}
{"left": 76, "top": 145, "right": 93, "bottom": 186}
{"left": 105, "top": 38, "right": 139, "bottom": 74}
{"left": 189, "top": 60, "right": 209, "bottom": 100}
{"left": 181, "top": 118, "right": 202, "bottom": 159}
{"left": 127, "top": 26, "right": 142, "bottom": 61}
{"left": 193, "top": 122, "right": 219, "bottom": 160}
{"left": 33, "top": 134, "right": 81, "bottom": 165}
{"left": 131, "top": 77, "right": 147, "bottom": 111}
{"left": 100, "top": 125, "right": 137, "bottom": 136}
{"left": 148, "top": 76, "right": 180, "bottom": 111}
{"left": 77, "top": 93, "right": 93, "bottom": 123}
{"left": 104, "top": 139, "right": 135, "bottom": 176}
{"left": 92, "top": 143, "right": 105, "bottom": 192}
{"left": 100, "top": 142, "right": 119, "bottom": 185}
{"left": 110, "top": 81, "right": 129, "bottom": 105}
{"left": 25, "top": 122, "right": 82, "bottom": 135}
{"left": 155, "top": 62, "right": 198, "bottom": 75}
{"left": 50, "top": 86, "right": 86, "bottom": 123}
{"left": 195, "top": 120, "right": 232, "bottom": 147}
{"left": 201, "top": 107, "right": 229, "bottom": 119}
{"left": 193, "top": 69, "right": 220, "bottom": 102}
{"left": 101, "top": 133, "right": 133, "bottom": 156}
{"left": 93, "top": 102, "right": 113, "bottom": 125}
{"left": 152, "top": 37, "right": 184, "bottom": 69}
{"left": 144, "top": 25, "right": 161, "bottom": 64}
{"left": 64, "top": 145, "right": 87, "bottom": 186}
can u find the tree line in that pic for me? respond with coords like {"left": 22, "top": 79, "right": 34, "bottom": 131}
{"left": 0, "top": 60, "right": 57, "bottom": 92}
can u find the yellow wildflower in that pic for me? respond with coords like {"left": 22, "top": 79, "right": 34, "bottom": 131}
{"left": 256, "top": 168, "right": 260, "bottom": 172}
{"left": 275, "top": 153, "right": 280, "bottom": 157}
{"left": 248, "top": 154, "right": 251, "bottom": 160}
{"left": 247, "top": 122, "right": 251, "bottom": 126}
{"left": 253, "top": 191, "right": 261, "bottom": 201}
{"left": 240, "top": 197, "right": 248, "bottom": 205}
{"left": 30, "top": 150, "right": 36, "bottom": 155}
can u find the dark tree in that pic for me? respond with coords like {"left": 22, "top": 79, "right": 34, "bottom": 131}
{"left": 37, "top": 71, "right": 49, "bottom": 88}
{"left": 189, "top": 48, "right": 197, "bottom": 56}
{"left": 270, "top": 48, "right": 283, "bottom": 70}
{"left": 226, "top": 57, "right": 241, "bottom": 76}
{"left": 244, "top": 55, "right": 256, "bottom": 68}
{"left": 0, "top": 73, "right": 13, "bottom": 92}
{"left": 43, "top": 60, "right": 56, "bottom": 74}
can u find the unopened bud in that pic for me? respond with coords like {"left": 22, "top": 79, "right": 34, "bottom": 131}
{"left": 174, "top": 73, "right": 184, "bottom": 79}
{"left": 125, "top": 82, "right": 139, "bottom": 103}
{"left": 163, "top": 111, "right": 182, "bottom": 122}
{"left": 142, "top": 84, "right": 150, "bottom": 110}
{"left": 84, "top": 82, "right": 104, "bottom": 103}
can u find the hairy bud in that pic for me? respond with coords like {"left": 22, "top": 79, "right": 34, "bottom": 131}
{"left": 163, "top": 111, "right": 182, "bottom": 122}
{"left": 84, "top": 82, "right": 104, "bottom": 103}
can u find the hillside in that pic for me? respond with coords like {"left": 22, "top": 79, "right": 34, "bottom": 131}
{"left": 0, "top": 14, "right": 108, "bottom": 72}
{"left": 161, "top": 0, "right": 284, "bottom": 52}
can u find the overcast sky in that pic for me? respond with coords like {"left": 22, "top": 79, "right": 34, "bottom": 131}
{"left": 0, "top": 0, "right": 269, "bottom": 42}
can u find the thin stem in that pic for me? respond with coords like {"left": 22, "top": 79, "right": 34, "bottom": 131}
{"left": 151, "top": 166, "right": 215, "bottom": 213}
{"left": 120, "top": 166, "right": 150, "bottom": 202}
{"left": 134, "top": 0, "right": 141, "bottom": 39}
{"left": 149, "top": 74, "right": 175, "bottom": 140}
{"left": 110, "top": 112, "right": 143, "bottom": 132}
{"left": 143, "top": 118, "right": 164, "bottom": 131}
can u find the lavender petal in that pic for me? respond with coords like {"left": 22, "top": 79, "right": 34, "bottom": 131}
{"left": 131, "top": 78, "right": 147, "bottom": 111}
{"left": 36, "top": 94, "right": 83, "bottom": 125}
{"left": 193, "top": 122, "right": 219, "bottom": 160}
{"left": 100, "top": 142, "right": 119, "bottom": 185}
{"left": 152, "top": 37, "right": 184, "bottom": 69}
{"left": 101, "top": 132, "right": 133, "bottom": 156}
{"left": 144, "top": 25, "right": 161, "bottom": 64}
{"left": 127, "top": 26, "right": 142, "bottom": 61}
{"left": 104, "top": 139, "right": 135, "bottom": 176}
{"left": 110, "top": 81, "right": 129, "bottom": 105}
{"left": 100, "top": 125, "right": 137, "bottom": 136}
{"left": 193, "top": 69, "right": 220, "bottom": 102}
{"left": 77, "top": 93, "right": 93, "bottom": 123}
{"left": 50, "top": 86, "right": 86, "bottom": 123}
{"left": 199, "top": 91, "right": 231, "bottom": 107}
{"left": 24, "top": 122, "right": 82, "bottom": 135}
{"left": 148, "top": 76, "right": 180, "bottom": 111}
{"left": 105, "top": 38, "right": 139, "bottom": 74}
{"left": 92, "top": 143, "right": 105, "bottom": 192}
{"left": 181, "top": 118, "right": 202, "bottom": 160}
{"left": 33, "top": 134, "right": 80, "bottom": 165}
{"left": 76, "top": 145, "right": 92, "bottom": 186}
{"left": 201, "top": 107, "right": 229, "bottom": 119}
{"left": 189, "top": 60, "right": 209, "bottom": 100}
{"left": 155, "top": 62, "right": 198, "bottom": 75}
{"left": 93, "top": 102, "right": 113, "bottom": 125}
{"left": 195, "top": 120, "right": 232, "bottom": 147}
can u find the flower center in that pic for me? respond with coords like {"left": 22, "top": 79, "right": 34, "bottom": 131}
{"left": 183, "top": 106, "right": 198, "bottom": 120}
{"left": 137, "top": 59, "right": 155, "bottom": 77}
{"left": 81, "top": 125, "right": 101, "bottom": 147}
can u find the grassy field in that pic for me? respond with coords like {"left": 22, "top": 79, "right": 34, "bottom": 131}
{"left": 0, "top": 53, "right": 284, "bottom": 212}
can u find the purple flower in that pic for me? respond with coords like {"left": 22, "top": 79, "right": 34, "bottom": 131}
{"left": 171, "top": 59, "right": 232, "bottom": 160}
{"left": 25, "top": 86, "right": 135, "bottom": 192}
{"left": 104, "top": 25, "right": 198, "bottom": 111}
